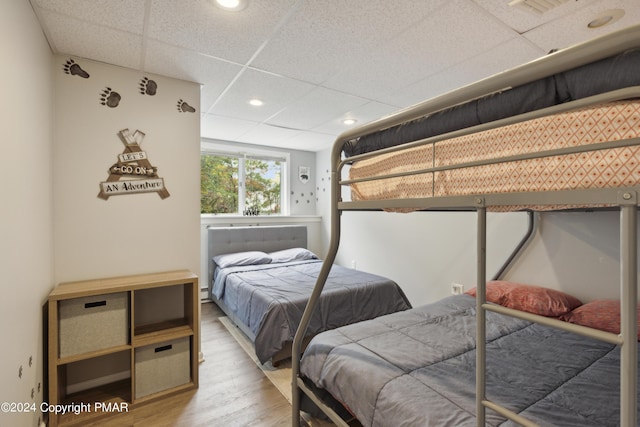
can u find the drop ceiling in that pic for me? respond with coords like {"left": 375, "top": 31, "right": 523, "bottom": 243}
{"left": 30, "top": 0, "right": 639, "bottom": 152}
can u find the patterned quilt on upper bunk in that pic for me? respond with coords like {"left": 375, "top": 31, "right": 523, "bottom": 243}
{"left": 349, "top": 99, "right": 640, "bottom": 211}
{"left": 300, "top": 294, "right": 640, "bottom": 427}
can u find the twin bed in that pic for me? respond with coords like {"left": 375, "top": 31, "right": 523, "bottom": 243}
{"left": 292, "top": 25, "right": 640, "bottom": 427}
{"left": 207, "top": 225, "right": 410, "bottom": 365}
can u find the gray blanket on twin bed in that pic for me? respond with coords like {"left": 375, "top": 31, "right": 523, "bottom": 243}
{"left": 212, "top": 259, "right": 411, "bottom": 364}
{"left": 301, "top": 294, "right": 639, "bottom": 427}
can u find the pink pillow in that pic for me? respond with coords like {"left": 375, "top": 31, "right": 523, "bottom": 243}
{"left": 559, "top": 299, "right": 640, "bottom": 340}
{"left": 465, "top": 280, "right": 582, "bottom": 317}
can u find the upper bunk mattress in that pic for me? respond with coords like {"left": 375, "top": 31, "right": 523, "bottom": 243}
{"left": 349, "top": 99, "right": 640, "bottom": 212}
{"left": 343, "top": 48, "right": 640, "bottom": 157}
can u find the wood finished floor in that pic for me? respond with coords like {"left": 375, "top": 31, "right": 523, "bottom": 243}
{"left": 85, "top": 302, "right": 293, "bottom": 427}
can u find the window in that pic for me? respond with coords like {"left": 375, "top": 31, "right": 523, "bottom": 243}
{"left": 201, "top": 146, "right": 289, "bottom": 215}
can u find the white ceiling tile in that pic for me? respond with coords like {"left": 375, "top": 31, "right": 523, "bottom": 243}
{"left": 267, "top": 87, "right": 368, "bottom": 130}
{"left": 144, "top": 39, "right": 241, "bottom": 84}
{"left": 472, "top": 0, "right": 600, "bottom": 34}
{"left": 144, "top": 39, "right": 242, "bottom": 110}
{"left": 312, "top": 101, "right": 400, "bottom": 135}
{"left": 201, "top": 113, "right": 258, "bottom": 142}
{"left": 209, "top": 68, "right": 316, "bottom": 121}
{"left": 250, "top": 0, "right": 448, "bottom": 84}
{"left": 382, "top": 37, "right": 545, "bottom": 107}
{"left": 33, "top": 0, "right": 146, "bottom": 34}
{"left": 324, "top": 0, "right": 518, "bottom": 100}
{"left": 281, "top": 131, "right": 337, "bottom": 152}
{"left": 147, "top": 0, "right": 297, "bottom": 65}
{"left": 523, "top": 0, "right": 640, "bottom": 52}
{"left": 39, "top": 10, "right": 142, "bottom": 70}
{"left": 235, "top": 123, "right": 303, "bottom": 146}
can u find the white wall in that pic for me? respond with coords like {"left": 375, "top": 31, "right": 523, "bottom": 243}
{"left": 507, "top": 210, "right": 640, "bottom": 303}
{"left": 0, "top": 1, "right": 53, "bottom": 426}
{"left": 315, "top": 147, "right": 632, "bottom": 307}
{"left": 335, "top": 211, "right": 529, "bottom": 306}
{"left": 52, "top": 56, "right": 201, "bottom": 281}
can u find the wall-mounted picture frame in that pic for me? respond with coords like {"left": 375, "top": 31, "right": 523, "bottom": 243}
{"left": 299, "top": 166, "right": 310, "bottom": 184}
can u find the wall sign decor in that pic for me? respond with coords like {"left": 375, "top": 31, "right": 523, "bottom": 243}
{"left": 98, "top": 129, "right": 170, "bottom": 200}
{"left": 299, "top": 166, "right": 310, "bottom": 184}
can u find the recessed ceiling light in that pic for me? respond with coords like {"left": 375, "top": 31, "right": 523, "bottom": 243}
{"left": 249, "top": 99, "right": 263, "bottom": 106}
{"left": 587, "top": 9, "right": 625, "bottom": 29}
{"left": 343, "top": 119, "right": 357, "bottom": 125}
{"left": 214, "top": 0, "right": 248, "bottom": 11}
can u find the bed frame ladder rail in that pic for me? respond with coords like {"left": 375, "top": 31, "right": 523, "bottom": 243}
{"left": 292, "top": 157, "right": 344, "bottom": 427}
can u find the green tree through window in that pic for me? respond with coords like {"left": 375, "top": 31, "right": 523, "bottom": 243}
{"left": 245, "top": 159, "right": 281, "bottom": 214}
{"left": 201, "top": 153, "right": 283, "bottom": 215}
{"left": 200, "top": 155, "right": 238, "bottom": 214}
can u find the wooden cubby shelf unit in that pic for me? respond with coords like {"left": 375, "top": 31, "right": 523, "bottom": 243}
{"left": 47, "top": 270, "right": 199, "bottom": 427}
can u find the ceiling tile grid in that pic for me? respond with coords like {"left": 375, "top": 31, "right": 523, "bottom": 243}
{"left": 249, "top": 0, "right": 449, "bottom": 85}
{"left": 312, "top": 101, "right": 400, "bottom": 136}
{"left": 523, "top": 0, "right": 640, "bottom": 52}
{"left": 265, "top": 86, "right": 369, "bottom": 130}
{"left": 143, "top": 40, "right": 243, "bottom": 109}
{"left": 37, "top": 9, "right": 144, "bottom": 71}
{"left": 147, "top": 0, "right": 297, "bottom": 64}
{"left": 382, "top": 37, "right": 546, "bottom": 108}
{"left": 30, "top": 0, "right": 639, "bottom": 151}
{"left": 471, "top": 0, "right": 601, "bottom": 33}
{"left": 207, "top": 68, "right": 317, "bottom": 121}
{"left": 33, "top": 0, "right": 146, "bottom": 34}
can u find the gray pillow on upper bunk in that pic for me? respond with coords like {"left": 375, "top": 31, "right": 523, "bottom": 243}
{"left": 343, "top": 48, "right": 640, "bottom": 158}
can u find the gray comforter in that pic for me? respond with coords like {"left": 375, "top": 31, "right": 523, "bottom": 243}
{"left": 212, "top": 259, "right": 411, "bottom": 364}
{"left": 301, "top": 294, "right": 639, "bottom": 426}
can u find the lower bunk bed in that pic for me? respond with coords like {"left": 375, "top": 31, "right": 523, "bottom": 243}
{"left": 299, "top": 287, "right": 639, "bottom": 427}
{"left": 207, "top": 225, "right": 411, "bottom": 365}
{"left": 292, "top": 25, "right": 640, "bottom": 427}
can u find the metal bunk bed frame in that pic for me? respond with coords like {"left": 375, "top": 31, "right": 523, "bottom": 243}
{"left": 292, "top": 25, "right": 640, "bottom": 427}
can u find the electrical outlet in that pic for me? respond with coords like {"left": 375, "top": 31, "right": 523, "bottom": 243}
{"left": 451, "top": 283, "right": 464, "bottom": 295}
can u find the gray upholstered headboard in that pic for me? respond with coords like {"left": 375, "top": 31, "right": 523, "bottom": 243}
{"left": 207, "top": 225, "right": 308, "bottom": 289}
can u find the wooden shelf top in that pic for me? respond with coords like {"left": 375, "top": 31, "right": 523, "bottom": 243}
{"left": 133, "top": 324, "right": 194, "bottom": 348}
{"left": 57, "top": 344, "right": 131, "bottom": 365}
{"left": 49, "top": 270, "right": 198, "bottom": 300}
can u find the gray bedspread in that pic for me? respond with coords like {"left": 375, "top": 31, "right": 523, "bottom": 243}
{"left": 212, "top": 259, "right": 411, "bottom": 364}
{"left": 301, "top": 294, "right": 639, "bottom": 426}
